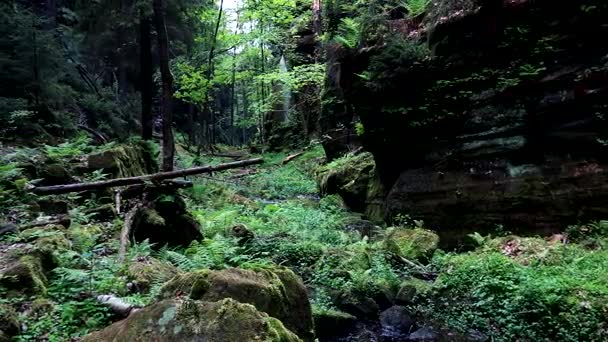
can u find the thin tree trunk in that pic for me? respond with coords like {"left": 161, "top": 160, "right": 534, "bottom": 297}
{"left": 153, "top": 0, "right": 175, "bottom": 171}
{"left": 231, "top": 50, "right": 236, "bottom": 145}
{"left": 139, "top": 12, "right": 154, "bottom": 140}
{"left": 205, "top": 0, "right": 224, "bottom": 148}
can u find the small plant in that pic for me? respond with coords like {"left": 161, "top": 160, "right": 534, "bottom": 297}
{"left": 401, "top": 0, "right": 431, "bottom": 18}
{"left": 334, "top": 18, "right": 360, "bottom": 49}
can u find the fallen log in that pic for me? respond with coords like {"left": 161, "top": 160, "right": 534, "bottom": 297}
{"left": 282, "top": 151, "right": 305, "bottom": 165}
{"left": 30, "top": 158, "right": 264, "bottom": 195}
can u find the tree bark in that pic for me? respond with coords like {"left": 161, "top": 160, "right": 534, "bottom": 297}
{"left": 30, "top": 158, "right": 264, "bottom": 195}
{"left": 153, "top": 0, "right": 175, "bottom": 171}
{"left": 140, "top": 11, "right": 154, "bottom": 141}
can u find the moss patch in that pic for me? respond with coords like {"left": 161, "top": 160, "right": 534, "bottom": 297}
{"left": 83, "top": 298, "right": 302, "bottom": 342}
{"left": 158, "top": 267, "right": 314, "bottom": 341}
{"left": 384, "top": 227, "right": 439, "bottom": 261}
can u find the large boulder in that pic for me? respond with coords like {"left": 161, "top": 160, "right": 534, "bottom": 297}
{"left": 83, "top": 298, "right": 302, "bottom": 342}
{"left": 130, "top": 191, "right": 202, "bottom": 248}
{"left": 158, "top": 266, "right": 314, "bottom": 341}
{"left": 127, "top": 257, "right": 180, "bottom": 293}
{"left": 384, "top": 227, "right": 439, "bottom": 261}
{"left": 86, "top": 143, "right": 157, "bottom": 178}
{"left": 0, "top": 244, "right": 56, "bottom": 296}
{"left": 316, "top": 152, "right": 385, "bottom": 222}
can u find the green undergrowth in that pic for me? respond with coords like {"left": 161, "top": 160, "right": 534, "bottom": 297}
{"left": 416, "top": 233, "right": 608, "bottom": 341}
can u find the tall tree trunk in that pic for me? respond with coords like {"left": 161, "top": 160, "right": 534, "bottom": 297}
{"left": 230, "top": 49, "right": 236, "bottom": 145}
{"left": 153, "top": 0, "right": 175, "bottom": 171}
{"left": 203, "top": 0, "right": 224, "bottom": 148}
{"left": 139, "top": 12, "right": 154, "bottom": 140}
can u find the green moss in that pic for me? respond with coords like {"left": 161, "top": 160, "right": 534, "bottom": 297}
{"left": 83, "top": 298, "right": 302, "bottom": 342}
{"left": 384, "top": 227, "right": 439, "bottom": 261}
{"left": 87, "top": 144, "right": 156, "bottom": 178}
{"left": 396, "top": 278, "right": 432, "bottom": 305}
{"left": 0, "top": 254, "right": 48, "bottom": 295}
{"left": 67, "top": 224, "right": 103, "bottom": 252}
{"left": 35, "top": 234, "right": 72, "bottom": 254}
{"left": 143, "top": 208, "right": 166, "bottom": 226}
{"left": 158, "top": 267, "right": 314, "bottom": 341}
{"left": 159, "top": 270, "right": 212, "bottom": 300}
{"left": 127, "top": 258, "right": 180, "bottom": 291}
{"left": 0, "top": 304, "right": 20, "bottom": 338}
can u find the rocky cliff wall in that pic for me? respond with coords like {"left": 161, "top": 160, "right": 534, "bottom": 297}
{"left": 328, "top": 0, "right": 608, "bottom": 241}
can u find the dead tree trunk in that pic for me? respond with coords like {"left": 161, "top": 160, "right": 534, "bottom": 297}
{"left": 153, "top": 0, "right": 175, "bottom": 171}
{"left": 30, "top": 158, "right": 264, "bottom": 195}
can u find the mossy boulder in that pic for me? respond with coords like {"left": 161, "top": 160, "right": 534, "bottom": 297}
{"left": 83, "top": 204, "right": 117, "bottom": 222}
{"left": 395, "top": 278, "right": 432, "bottom": 305}
{"left": 19, "top": 224, "right": 72, "bottom": 255}
{"left": 312, "top": 307, "right": 357, "bottom": 340}
{"left": 39, "top": 163, "right": 74, "bottom": 186}
{"left": 83, "top": 298, "right": 302, "bottom": 342}
{"left": 0, "top": 305, "right": 20, "bottom": 340}
{"left": 35, "top": 198, "right": 69, "bottom": 216}
{"left": 127, "top": 257, "right": 180, "bottom": 292}
{"left": 0, "top": 244, "right": 55, "bottom": 296}
{"left": 158, "top": 266, "right": 314, "bottom": 341}
{"left": 316, "top": 152, "right": 386, "bottom": 222}
{"left": 131, "top": 191, "right": 203, "bottom": 248}
{"left": 317, "top": 152, "right": 377, "bottom": 212}
{"left": 86, "top": 143, "right": 157, "bottom": 178}
{"left": 384, "top": 228, "right": 439, "bottom": 261}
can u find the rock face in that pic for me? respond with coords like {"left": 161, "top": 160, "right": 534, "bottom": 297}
{"left": 83, "top": 298, "right": 302, "bottom": 342}
{"left": 324, "top": 0, "right": 608, "bottom": 241}
{"left": 158, "top": 267, "right": 315, "bottom": 342}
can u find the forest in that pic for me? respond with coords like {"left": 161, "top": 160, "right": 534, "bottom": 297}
{"left": 1, "top": 0, "right": 608, "bottom": 341}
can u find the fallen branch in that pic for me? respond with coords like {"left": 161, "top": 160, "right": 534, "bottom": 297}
{"left": 118, "top": 203, "right": 143, "bottom": 263}
{"left": 30, "top": 158, "right": 264, "bottom": 195}
{"left": 96, "top": 294, "right": 141, "bottom": 317}
{"left": 119, "top": 180, "right": 193, "bottom": 201}
{"left": 78, "top": 125, "right": 108, "bottom": 144}
{"left": 21, "top": 216, "right": 71, "bottom": 230}
{"left": 282, "top": 151, "right": 305, "bottom": 165}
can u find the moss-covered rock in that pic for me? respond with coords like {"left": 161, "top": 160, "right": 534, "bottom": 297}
{"left": 312, "top": 307, "right": 357, "bottom": 340}
{"left": 0, "top": 244, "right": 54, "bottom": 296}
{"left": 384, "top": 227, "right": 439, "bottom": 261}
{"left": 83, "top": 204, "right": 118, "bottom": 222}
{"left": 0, "top": 304, "right": 20, "bottom": 340}
{"left": 86, "top": 143, "right": 157, "bottom": 178}
{"left": 39, "top": 163, "right": 74, "bottom": 186}
{"left": 19, "top": 224, "right": 72, "bottom": 255}
{"left": 67, "top": 224, "right": 103, "bottom": 251}
{"left": 395, "top": 278, "right": 432, "bottom": 305}
{"left": 83, "top": 298, "right": 302, "bottom": 342}
{"left": 158, "top": 266, "right": 314, "bottom": 341}
{"left": 127, "top": 257, "right": 180, "bottom": 292}
{"left": 130, "top": 192, "right": 203, "bottom": 248}
{"left": 316, "top": 152, "right": 377, "bottom": 213}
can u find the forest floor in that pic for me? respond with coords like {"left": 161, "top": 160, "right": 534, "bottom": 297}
{"left": 1, "top": 138, "right": 608, "bottom": 341}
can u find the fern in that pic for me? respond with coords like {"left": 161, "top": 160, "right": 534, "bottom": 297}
{"left": 401, "top": 0, "right": 431, "bottom": 17}
{"left": 159, "top": 250, "right": 196, "bottom": 271}
{"left": 334, "top": 18, "right": 360, "bottom": 49}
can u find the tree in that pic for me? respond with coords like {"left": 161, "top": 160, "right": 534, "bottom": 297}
{"left": 139, "top": 10, "right": 154, "bottom": 141}
{"left": 153, "top": 0, "right": 175, "bottom": 171}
